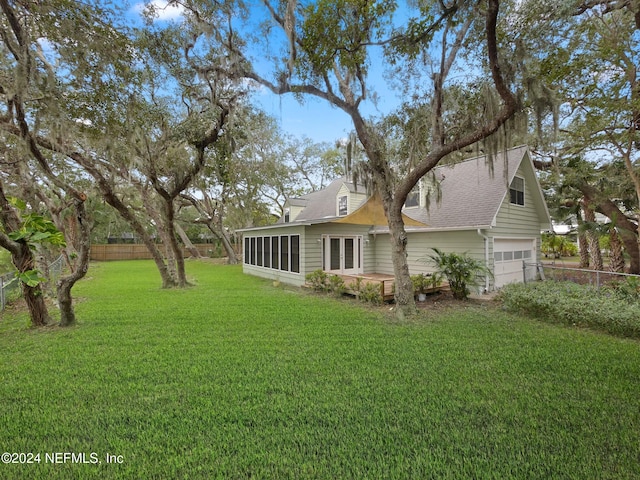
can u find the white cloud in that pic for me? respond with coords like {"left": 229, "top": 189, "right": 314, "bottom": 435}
{"left": 133, "top": 1, "right": 184, "bottom": 22}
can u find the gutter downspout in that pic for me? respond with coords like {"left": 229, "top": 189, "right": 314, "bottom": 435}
{"left": 477, "top": 228, "right": 490, "bottom": 293}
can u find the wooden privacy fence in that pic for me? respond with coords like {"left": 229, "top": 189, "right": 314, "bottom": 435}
{"left": 90, "top": 244, "right": 239, "bottom": 261}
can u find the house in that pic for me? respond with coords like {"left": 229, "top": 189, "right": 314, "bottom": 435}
{"left": 241, "top": 146, "right": 552, "bottom": 292}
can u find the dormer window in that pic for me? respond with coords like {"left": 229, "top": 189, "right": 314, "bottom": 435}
{"left": 509, "top": 176, "right": 525, "bottom": 206}
{"left": 405, "top": 185, "right": 419, "bottom": 208}
{"left": 338, "top": 195, "right": 348, "bottom": 216}
{"left": 284, "top": 208, "right": 290, "bottom": 223}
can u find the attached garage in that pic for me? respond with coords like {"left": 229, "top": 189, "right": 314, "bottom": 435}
{"left": 493, "top": 238, "right": 537, "bottom": 288}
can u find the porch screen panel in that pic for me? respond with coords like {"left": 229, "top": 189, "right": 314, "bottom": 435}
{"left": 263, "top": 237, "right": 271, "bottom": 268}
{"left": 244, "top": 238, "right": 249, "bottom": 264}
{"left": 344, "top": 238, "right": 354, "bottom": 269}
{"left": 280, "top": 235, "right": 289, "bottom": 271}
{"left": 256, "top": 236, "right": 263, "bottom": 266}
{"left": 271, "top": 237, "right": 279, "bottom": 270}
{"left": 291, "top": 235, "right": 300, "bottom": 273}
{"left": 250, "top": 237, "right": 256, "bottom": 265}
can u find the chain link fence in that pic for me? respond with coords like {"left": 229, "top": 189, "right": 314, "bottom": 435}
{"left": 0, "top": 255, "right": 65, "bottom": 311}
{"left": 0, "top": 271, "right": 19, "bottom": 311}
{"left": 524, "top": 261, "right": 640, "bottom": 289}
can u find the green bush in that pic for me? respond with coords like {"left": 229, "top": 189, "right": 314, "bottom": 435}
{"left": 0, "top": 249, "right": 12, "bottom": 273}
{"left": 327, "top": 274, "right": 346, "bottom": 297}
{"left": 423, "top": 248, "right": 490, "bottom": 300}
{"left": 305, "top": 269, "right": 328, "bottom": 291}
{"left": 358, "top": 282, "right": 383, "bottom": 305}
{"left": 541, "top": 234, "right": 578, "bottom": 258}
{"left": 606, "top": 276, "right": 640, "bottom": 302}
{"left": 499, "top": 281, "right": 640, "bottom": 338}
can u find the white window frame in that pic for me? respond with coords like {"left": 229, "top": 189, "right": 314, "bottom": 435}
{"left": 509, "top": 176, "right": 525, "bottom": 206}
{"left": 337, "top": 195, "right": 348, "bottom": 216}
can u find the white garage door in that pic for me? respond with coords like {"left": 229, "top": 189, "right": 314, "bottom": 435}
{"left": 494, "top": 238, "right": 536, "bottom": 288}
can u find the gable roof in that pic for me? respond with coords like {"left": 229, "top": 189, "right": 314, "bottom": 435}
{"left": 402, "top": 145, "right": 534, "bottom": 229}
{"left": 245, "top": 145, "right": 550, "bottom": 233}
{"left": 278, "top": 177, "right": 364, "bottom": 224}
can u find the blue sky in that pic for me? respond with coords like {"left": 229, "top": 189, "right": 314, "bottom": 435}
{"left": 129, "top": 0, "right": 402, "bottom": 144}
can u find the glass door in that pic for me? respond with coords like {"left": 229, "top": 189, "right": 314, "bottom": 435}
{"left": 325, "top": 236, "right": 362, "bottom": 275}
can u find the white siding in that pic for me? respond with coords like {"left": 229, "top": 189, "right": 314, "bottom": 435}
{"left": 289, "top": 205, "right": 305, "bottom": 222}
{"left": 335, "top": 184, "right": 367, "bottom": 216}
{"left": 348, "top": 190, "right": 367, "bottom": 214}
{"left": 489, "top": 162, "right": 544, "bottom": 288}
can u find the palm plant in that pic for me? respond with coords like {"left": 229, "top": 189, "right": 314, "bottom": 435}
{"left": 425, "top": 248, "right": 492, "bottom": 300}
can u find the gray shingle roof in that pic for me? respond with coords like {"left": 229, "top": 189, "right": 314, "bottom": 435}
{"left": 403, "top": 146, "right": 528, "bottom": 229}
{"left": 278, "top": 177, "right": 365, "bottom": 224}
{"left": 278, "top": 146, "right": 534, "bottom": 230}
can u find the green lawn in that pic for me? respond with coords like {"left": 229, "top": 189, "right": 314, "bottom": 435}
{"left": 1, "top": 260, "right": 639, "bottom": 479}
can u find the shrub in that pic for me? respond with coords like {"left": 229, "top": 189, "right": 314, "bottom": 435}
{"left": 423, "top": 248, "right": 490, "bottom": 300}
{"left": 305, "top": 269, "right": 328, "bottom": 291}
{"left": 411, "top": 274, "right": 426, "bottom": 293}
{"left": 499, "top": 281, "right": 640, "bottom": 338}
{"left": 358, "top": 282, "right": 383, "bottom": 305}
{"left": 327, "top": 274, "right": 346, "bottom": 297}
{"left": 352, "top": 276, "right": 363, "bottom": 295}
{"left": 606, "top": 276, "right": 640, "bottom": 302}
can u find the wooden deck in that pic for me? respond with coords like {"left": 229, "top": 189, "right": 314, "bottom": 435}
{"left": 337, "top": 273, "right": 448, "bottom": 301}
{"left": 339, "top": 273, "right": 397, "bottom": 301}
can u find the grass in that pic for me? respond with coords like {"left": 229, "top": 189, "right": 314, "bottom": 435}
{"left": 1, "top": 260, "right": 640, "bottom": 479}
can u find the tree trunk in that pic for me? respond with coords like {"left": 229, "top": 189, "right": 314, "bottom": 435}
{"left": 216, "top": 219, "right": 238, "bottom": 264}
{"left": 76, "top": 163, "right": 179, "bottom": 288}
{"left": 58, "top": 197, "right": 91, "bottom": 327}
{"left": 608, "top": 226, "right": 626, "bottom": 273}
{"left": 15, "top": 244, "right": 52, "bottom": 327}
{"left": 0, "top": 182, "right": 51, "bottom": 327}
{"left": 583, "top": 202, "right": 604, "bottom": 271}
{"left": 384, "top": 192, "right": 417, "bottom": 318}
{"left": 176, "top": 222, "right": 202, "bottom": 258}
{"left": 574, "top": 210, "right": 590, "bottom": 267}
{"left": 160, "top": 200, "right": 188, "bottom": 287}
{"left": 580, "top": 184, "right": 639, "bottom": 273}
{"left": 578, "top": 232, "right": 590, "bottom": 268}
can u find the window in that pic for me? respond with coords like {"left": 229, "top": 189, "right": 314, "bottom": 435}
{"left": 284, "top": 209, "right": 290, "bottom": 223}
{"left": 495, "top": 248, "right": 533, "bottom": 263}
{"left": 405, "top": 186, "right": 419, "bottom": 208}
{"left": 256, "top": 236, "right": 263, "bottom": 266}
{"left": 338, "top": 195, "right": 348, "bottom": 216}
{"left": 509, "top": 177, "right": 525, "bottom": 206}
{"left": 280, "top": 236, "right": 289, "bottom": 271}
{"left": 250, "top": 237, "right": 256, "bottom": 265}
{"left": 244, "top": 234, "right": 301, "bottom": 274}
{"left": 271, "top": 236, "right": 279, "bottom": 269}
{"left": 291, "top": 236, "right": 300, "bottom": 273}
{"left": 263, "top": 237, "right": 271, "bottom": 268}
